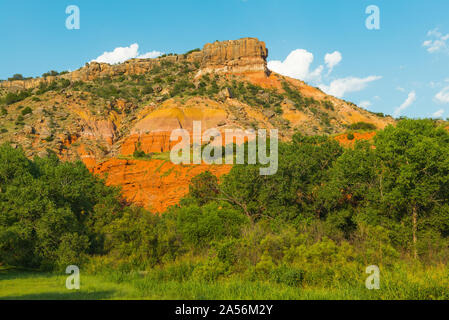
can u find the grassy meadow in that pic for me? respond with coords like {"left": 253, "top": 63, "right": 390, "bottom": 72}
{"left": 1, "top": 263, "right": 449, "bottom": 300}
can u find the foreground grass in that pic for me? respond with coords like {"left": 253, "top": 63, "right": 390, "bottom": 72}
{"left": 1, "top": 266, "right": 448, "bottom": 300}
{"left": 0, "top": 268, "right": 373, "bottom": 300}
{"left": 0, "top": 268, "right": 138, "bottom": 300}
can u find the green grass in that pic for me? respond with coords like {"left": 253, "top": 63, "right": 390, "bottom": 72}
{"left": 152, "top": 152, "right": 172, "bottom": 161}
{"left": 129, "top": 278, "right": 375, "bottom": 300}
{"left": 0, "top": 268, "right": 434, "bottom": 300}
{"left": 117, "top": 152, "right": 172, "bottom": 162}
{"left": 2, "top": 262, "right": 449, "bottom": 300}
{"left": 0, "top": 268, "right": 138, "bottom": 300}
{"left": 0, "top": 270, "right": 366, "bottom": 300}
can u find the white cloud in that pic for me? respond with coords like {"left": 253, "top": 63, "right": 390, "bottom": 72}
{"left": 359, "top": 100, "right": 372, "bottom": 109}
{"left": 396, "top": 86, "right": 406, "bottom": 92}
{"left": 137, "top": 50, "right": 163, "bottom": 59}
{"left": 393, "top": 91, "right": 416, "bottom": 117}
{"left": 269, "top": 49, "right": 380, "bottom": 98}
{"left": 267, "top": 49, "right": 342, "bottom": 82}
{"left": 435, "top": 86, "right": 449, "bottom": 103}
{"left": 324, "top": 51, "right": 342, "bottom": 74}
{"left": 319, "top": 76, "right": 382, "bottom": 98}
{"left": 92, "top": 43, "right": 163, "bottom": 65}
{"left": 267, "top": 49, "right": 324, "bottom": 82}
{"left": 423, "top": 28, "right": 449, "bottom": 53}
{"left": 432, "top": 109, "right": 445, "bottom": 118}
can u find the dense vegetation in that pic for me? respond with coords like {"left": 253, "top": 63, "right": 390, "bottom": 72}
{"left": 1, "top": 119, "right": 449, "bottom": 299}
{"left": 0, "top": 145, "right": 121, "bottom": 270}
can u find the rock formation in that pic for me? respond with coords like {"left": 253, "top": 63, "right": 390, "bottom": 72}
{"left": 198, "top": 38, "right": 269, "bottom": 76}
{"left": 93, "top": 159, "right": 232, "bottom": 213}
{"left": 0, "top": 38, "right": 269, "bottom": 90}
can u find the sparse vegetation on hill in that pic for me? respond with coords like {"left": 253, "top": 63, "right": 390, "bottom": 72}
{"left": 2, "top": 90, "right": 31, "bottom": 105}
{"left": 0, "top": 44, "right": 393, "bottom": 167}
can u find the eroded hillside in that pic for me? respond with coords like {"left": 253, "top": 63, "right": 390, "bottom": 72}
{"left": 0, "top": 38, "right": 394, "bottom": 211}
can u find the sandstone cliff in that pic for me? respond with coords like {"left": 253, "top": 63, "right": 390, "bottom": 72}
{"left": 0, "top": 38, "right": 268, "bottom": 90}
{"left": 198, "top": 38, "right": 269, "bottom": 76}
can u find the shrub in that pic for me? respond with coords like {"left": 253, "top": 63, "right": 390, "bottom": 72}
{"left": 15, "top": 115, "right": 24, "bottom": 125}
{"left": 213, "top": 238, "right": 239, "bottom": 266}
{"left": 142, "top": 85, "right": 154, "bottom": 95}
{"left": 55, "top": 233, "right": 90, "bottom": 271}
{"left": 274, "top": 105, "right": 283, "bottom": 115}
{"left": 349, "top": 122, "right": 377, "bottom": 131}
{"left": 170, "top": 80, "right": 195, "bottom": 97}
{"left": 323, "top": 100, "right": 334, "bottom": 110}
{"left": 184, "top": 48, "right": 201, "bottom": 56}
{"left": 176, "top": 202, "right": 248, "bottom": 248}
{"left": 347, "top": 133, "right": 355, "bottom": 140}
{"left": 8, "top": 74, "right": 24, "bottom": 81}
{"left": 59, "top": 79, "right": 71, "bottom": 89}
{"left": 21, "top": 106, "right": 33, "bottom": 116}
{"left": 106, "top": 206, "right": 180, "bottom": 268}
{"left": 192, "top": 257, "right": 228, "bottom": 282}
{"left": 271, "top": 265, "right": 304, "bottom": 287}
{"left": 5, "top": 91, "right": 30, "bottom": 105}
{"left": 42, "top": 70, "right": 59, "bottom": 78}
{"left": 133, "top": 149, "right": 148, "bottom": 159}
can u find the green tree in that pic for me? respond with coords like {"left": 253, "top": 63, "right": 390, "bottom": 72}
{"left": 0, "top": 144, "right": 122, "bottom": 270}
{"left": 374, "top": 120, "right": 449, "bottom": 258}
{"left": 316, "top": 141, "right": 380, "bottom": 236}
{"left": 321, "top": 120, "right": 449, "bottom": 258}
{"left": 106, "top": 206, "right": 171, "bottom": 268}
{"left": 8, "top": 74, "right": 24, "bottom": 81}
{"left": 219, "top": 134, "right": 343, "bottom": 222}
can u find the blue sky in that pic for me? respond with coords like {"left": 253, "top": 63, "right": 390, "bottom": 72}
{"left": 1, "top": 0, "right": 449, "bottom": 119}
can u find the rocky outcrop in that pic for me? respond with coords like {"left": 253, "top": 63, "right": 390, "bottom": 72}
{"left": 92, "top": 158, "right": 232, "bottom": 212}
{"left": 0, "top": 38, "right": 269, "bottom": 90}
{"left": 121, "top": 98, "right": 229, "bottom": 155}
{"left": 0, "top": 76, "right": 57, "bottom": 91}
{"left": 0, "top": 55, "right": 199, "bottom": 90}
{"left": 198, "top": 38, "right": 269, "bottom": 76}
{"left": 65, "top": 57, "right": 187, "bottom": 82}
{"left": 81, "top": 119, "right": 117, "bottom": 145}
{"left": 121, "top": 132, "right": 177, "bottom": 154}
